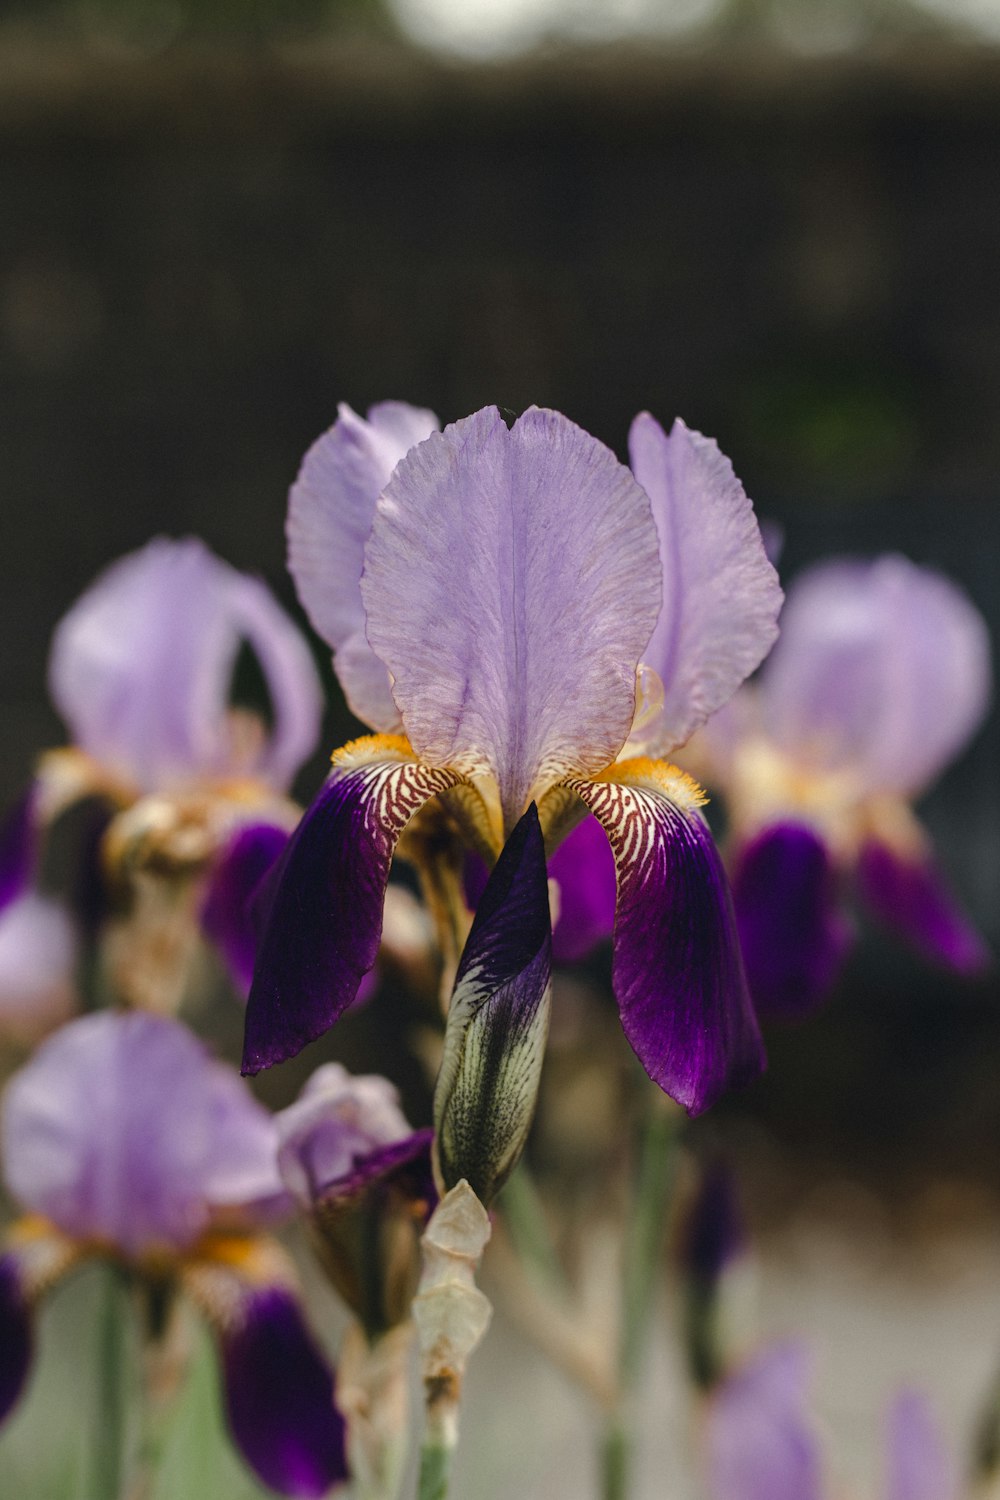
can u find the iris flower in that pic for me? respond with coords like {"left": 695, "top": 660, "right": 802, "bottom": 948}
{"left": 0, "top": 1010, "right": 347, "bottom": 1496}
{"left": 698, "top": 555, "right": 992, "bottom": 1017}
{"left": 0, "top": 536, "right": 323, "bottom": 1010}
{"left": 245, "top": 402, "right": 781, "bottom": 1115}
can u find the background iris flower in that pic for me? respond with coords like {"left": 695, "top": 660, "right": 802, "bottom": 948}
{"left": 245, "top": 401, "right": 782, "bottom": 1116}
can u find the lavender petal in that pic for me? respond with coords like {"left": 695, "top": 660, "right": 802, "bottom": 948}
{"left": 857, "top": 838, "right": 989, "bottom": 976}
{"left": 885, "top": 1389, "right": 958, "bottom": 1500}
{"left": 706, "top": 1342, "right": 823, "bottom": 1500}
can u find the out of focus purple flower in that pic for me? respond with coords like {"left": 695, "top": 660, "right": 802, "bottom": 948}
{"left": 700, "top": 555, "right": 992, "bottom": 1017}
{"left": 0, "top": 893, "right": 78, "bottom": 1047}
{"left": 680, "top": 1161, "right": 748, "bottom": 1389}
{"left": 1, "top": 537, "right": 324, "bottom": 1014}
{"left": 246, "top": 405, "right": 781, "bottom": 1119}
{"left": 0, "top": 1011, "right": 346, "bottom": 1496}
{"left": 276, "top": 1061, "right": 435, "bottom": 1338}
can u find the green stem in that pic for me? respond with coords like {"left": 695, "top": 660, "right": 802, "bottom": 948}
{"left": 417, "top": 1441, "right": 453, "bottom": 1500}
{"left": 499, "top": 1163, "right": 565, "bottom": 1293}
{"left": 90, "top": 1264, "right": 132, "bottom": 1500}
{"left": 601, "top": 1100, "right": 682, "bottom": 1500}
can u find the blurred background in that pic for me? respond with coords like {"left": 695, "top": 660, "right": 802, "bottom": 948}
{"left": 1, "top": 0, "right": 999, "bottom": 1487}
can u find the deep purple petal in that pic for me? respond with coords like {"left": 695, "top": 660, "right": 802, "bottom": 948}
{"left": 288, "top": 400, "right": 439, "bottom": 731}
{"left": 628, "top": 414, "right": 782, "bottom": 756}
{"left": 706, "top": 1343, "right": 823, "bottom": 1500}
{"left": 435, "top": 804, "right": 552, "bottom": 1204}
{"left": 0, "top": 788, "right": 39, "bottom": 914}
{"left": 201, "top": 822, "right": 291, "bottom": 994}
{"left": 361, "top": 406, "right": 663, "bottom": 832}
{"left": 732, "top": 822, "right": 855, "bottom": 1019}
{"left": 48, "top": 538, "right": 321, "bottom": 793}
{"left": 569, "top": 764, "right": 764, "bottom": 1115}
{"left": 243, "top": 738, "right": 460, "bottom": 1074}
{"left": 0, "top": 1254, "right": 33, "bottom": 1425}
{"left": 198, "top": 1270, "right": 348, "bottom": 1497}
{"left": 3, "top": 1012, "right": 283, "bottom": 1254}
{"left": 549, "top": 813, "right": 617, "bottom": 963}
{"left": 760, "top": 556, "right": 992, "bottom": 794}
{"left": 319, "top": 1127, "right": 437, "bottom": 1208}
{"left": 884, "top": 1389, "right": 958, "bottom": 1500}
{"left": 857, "top": 838, "right": 990, "bottom": 976}
{"left": 681, "top": 1161, "right": 747, "bottom": 1286}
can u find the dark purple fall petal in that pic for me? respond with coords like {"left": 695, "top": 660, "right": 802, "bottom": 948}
{"left": 201, "top": 823, "right": 291, "bottom": 993}
{"left": 857, "top": 839, "right": 990, "bottom": 977}
{"left": 216, "top": 1283, "right": 348, "bottom": 1496}
{"left": 435, "top": 804, "right": 552, "bottom": 1204}
{"left": 569, "top": 771, "right": 764, "bottom": 1115}
{"left": 315, "top": 1127, "right": 437, "bottom": 1209}
{"left": 0, "top": 788, "right": 39, "bottom": 915}
{"left": 732, "top": 823, "right": 854, "bottom": 1019}
{"left": 0, "top": 1255, "right": 33, "bottom": 1425}
{"left": 243, "top": 745, "right": 459, "bottom": 1074}
{"left": 549, "top": 813, "right": 617, "bottom": 964}
{"left": 681, "top": 1161, "right": 747, "bottom": 1288}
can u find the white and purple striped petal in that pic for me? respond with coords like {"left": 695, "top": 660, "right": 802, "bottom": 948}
{"left": 568, "top": 763, "right": 764, "bottom": 1114}
{"left": 857, "top": 839, "right": 989, "bottom": 977}
{"left": 288, "top": 400, "right": 439, "bottom": 730}
{"left": 732, "top": 822, "right": 855, "bottom": 1018}
{"left": 706, "top": 1342, "right": 823, "bottom": 1500}
{"left": 759, "top": 556, "right": 992, "bottom": 795}
{"left": 884, "top": 1389, "right": 958, "bottom": 1500}
{"left": 361, "top": 407, "right": 663, "bottom": 833}
{"left": 435, "top": 803, "right": 552, "bottom": 1204}
{"left": 628, "top": 415, "right": 782, "bottom": 756}
{"left": 2, "top": 1012, "right": 284, "bottom": 1255}
{"left": 243, "top": 737, "right": 460, "bottom": 1074}
{"left": 48, "top": 537, "right": 322, "bottom": 794}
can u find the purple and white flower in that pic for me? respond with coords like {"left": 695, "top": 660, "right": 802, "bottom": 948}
{"left": 0, "top": 1011, "right": 347, "bottom": 1497}
{"left": 245, "top": 404, "right": 782, "bottom": 1116}
{"left": 700, "top": 555, "right": 992, "bottom": 1017}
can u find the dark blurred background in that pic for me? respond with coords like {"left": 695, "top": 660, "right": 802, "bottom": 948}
{"left": 1, "top": 0, "right": 998, "bottom": 1186}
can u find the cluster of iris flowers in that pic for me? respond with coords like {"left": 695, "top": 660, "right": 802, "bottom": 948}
{"left": 0, "top": 401, "right": 990, "bottom": 1499}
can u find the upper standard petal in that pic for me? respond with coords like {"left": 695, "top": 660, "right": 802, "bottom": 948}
{"left": 628, "top": 415, "right": 782, "bottom": 756}
{"left": 288, "top": 401, "right": 439, "bottom": 731}
{"left": 361, "top": 406, "right": 663, "bottom": 833}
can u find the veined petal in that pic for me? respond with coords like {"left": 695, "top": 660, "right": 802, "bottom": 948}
{"left": 435, "top": 804, "right": 552, "bottom": 1205}
{"left": 243, "top": 737, "right": 461, "bottom": 1074}
{"left": 48, "top": 538, "right": 322, "bottom": 793}
{"left": 183, "top": 1236, "right": 347, "bottom": 1497}
{"left": 361, "top": 406, "right": 663, "bottom": 832}
{"left": 288, "top": 401, "right": 439, "bottom": 730}
{"left": 857, "top": 838, "right": 989, "bottom": 977}
{"left": 567, "top": 760, "right": 764, "bottom": 1115}
{"left": 760, "top": 556, "right": 992, "bottom": 795}
{"left": 705, "top": 1342, "right": 823, "bottom": 1500}
{"left": 884, "top": 1389, "right": 958, "bottom": 1500}
{"left": 628, "top": 414, "right": 782, "bottom": 756}
{"left": 732, "top": 822, "right": 855, "bottom": 1018}
{"left": 201, "top": 822, "right": 291, "bottom": 994}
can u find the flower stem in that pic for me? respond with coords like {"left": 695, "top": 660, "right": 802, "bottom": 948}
{"left": 601, "top": 1097, "right": 682, "bottom": 1500}
{"left": 417, "top": 1439, "right": 453, "bottom": 1500}
{"left": 90, "top": 1264, "right": 132, "bottom": 1500}
{"left": 498, "top": 1162, "right": 565, "bottom": 1293}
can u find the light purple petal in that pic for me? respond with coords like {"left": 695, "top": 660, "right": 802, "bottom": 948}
{"left": 2, "top": 1012, "right": 283, "bottom": 1255}
{"left": 201, "top": 822, "right": 291, "bottom": 994}
{"left": 569, "top": 764, "right": 764, "bottom": 1115}
{"left": 288, "top": 401, "right": 439, "bottom": 730}
{"left": 857, "top": 838, "right": 990, "bottom": 977}
{"left": 276, "top": 1062, "right": 412, "bottom": 1207}
{"left": 48, "top": 537, "right": 322, "bottom": 793}
{"left": 549, "top": 813, "right": 617, "bottom": 963}
{"left": 435, "top": 803, "right": 552, "bottom": 1204}
{"left": 706, "top": 1342, "right": 823, "bottom": 1500}
{"left": 628, "top": 414, "right": 782, "bottom": 756}
{"left": 185, "top": 1253, "right": 348, "bottom": 1498}
{"left": 884, "top": 1389, "right": 958, "bottom": 1500}
{"left": 0, "top": 892, "right": 78, "bottom": 1044}
{"left": 243, "top": 737, "right": 460, "bottom": 1074}
{"left": 361, "top": 406, "right": 663, "bottom": 834}
{"left": 0, "top": 788, "right": 39, "bottom": 914}
{"left": 760, "top": 556, "right": 992, "bottom": 794}
{"left": 732, "top": 823, "right": 855, "bottom": 1018}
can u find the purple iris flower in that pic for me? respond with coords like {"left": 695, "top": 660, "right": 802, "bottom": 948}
{"left": 245, "top": 404, "right": 782, "bottom": 1116}
{"left": 705, "top": 1344, "right": 956, "bottom": 1500}
{"left": 0, "top": 1011, "right": 347, "bottom": 1497}
{"left": 700, "top": 555, "right": 992, "bottom": 1017}
{"left": 1, "top": 537, "right": 324, "bottom": 1006}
